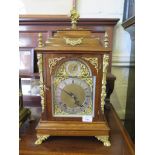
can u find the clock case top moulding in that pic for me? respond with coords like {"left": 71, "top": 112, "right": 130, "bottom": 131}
{"left": 34, "top": 8, "right": 111, "bottom": 147}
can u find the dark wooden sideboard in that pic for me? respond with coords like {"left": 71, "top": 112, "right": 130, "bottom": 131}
{"left": 19, "top": 15, "right": 119, "bottom": 107}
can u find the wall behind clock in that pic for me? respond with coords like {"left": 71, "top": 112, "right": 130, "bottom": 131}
{"left": 19, "top": 0, "right": 73, "bottom": 15}
{"left": 19, "top": 0, "right": 134, "bottom": 120}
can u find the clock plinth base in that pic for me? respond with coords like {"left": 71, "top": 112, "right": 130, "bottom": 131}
{"left": 35, "top": 120, "right": 110, "bottom": 146}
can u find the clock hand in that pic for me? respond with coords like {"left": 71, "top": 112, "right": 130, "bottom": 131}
{"left": 63, "top": 90, "right": 77, "bottom": 99}
{"left": 62, "top": 89, "right": 78, "bottom": 101}
{"left": 62, "top": 89, "right": 73, "bottom": 97}
{"left": 74, "top": 99, "right": 83, "bottom": 107}
{"left": 72, "top": 65, "right": 77, "bottom": 71}
{"left": 62, "top": 89, "right": 83, "bottom": 107}
{"left": 72, "top": 94, "right": 83, "bottom": 107}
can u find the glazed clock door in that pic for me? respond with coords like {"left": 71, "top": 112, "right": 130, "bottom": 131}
{"left": 52, "top": 59, "right": 96, "bottom": 118}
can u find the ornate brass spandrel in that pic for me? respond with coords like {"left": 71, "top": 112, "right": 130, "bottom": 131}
{"left": 56, "top": 64, "right": 66, "bottom": 77}
{"left": 63, "top": 37, "right": 83, "bottom": 46}
{"left": 82, "top": 57, "right": 98, "bottom": 73}
{"left": 101, "top": 55, "right": 109, "bottom": 113}
{"left": 35, "top": 135, "right": 50, "bottom": 145}
{"left": 48, "top": 57, "right": 65, "bottom": 74}
{"left": 37, "top": 54, "right": 46, "bottom": 112}
{"left": 70, "top": 7, "right": 80, "bottom": 29}
{"left": 95, "top": 136, "right": 111, "bottom": 146}
{"left": 104, "top": 32, "right": 109, "bottom": 48}
{"left": 80, "top": 63, "right": 90, "bottom": 77}
{"left": 54, "top": 104, "right": 65, "bottom": 115}
{"left": 83, "top": 77, "right": 93, "bottom": 87}
{"left": 38, "top": 33, "right": 44, "bottom": 48}
{"left": 53, "top": 76, "right": 67, "bottom": 89}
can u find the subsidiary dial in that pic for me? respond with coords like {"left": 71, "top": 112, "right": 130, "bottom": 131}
{"left": 66, "top": 60, "right": 81, "bottom": 76}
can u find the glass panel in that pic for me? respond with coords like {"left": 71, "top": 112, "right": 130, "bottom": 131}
{"left": 123, "top": 0, "right": 135, "bottom": 21}
{"left": 21, "top": 78, "right": 40, "bottom": 96}
{"left": 19, "top": 50, "right": 34, "bottom": 75}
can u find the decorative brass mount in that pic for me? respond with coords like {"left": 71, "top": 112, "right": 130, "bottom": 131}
{"left": 38, "top": 33, "right": 44, "bottom": 47}
{"left": 63, "top": 37, "right": 83, "bottom": 46}
{"left": 70, "top": 7, "right": 80, "bottom": 29}
{"left": 35, "top": 135, "right": 50, "bottom": 145}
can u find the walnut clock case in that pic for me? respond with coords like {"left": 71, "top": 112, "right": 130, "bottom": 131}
{"left": 34, "top": 29, "right": 111, "bottom": 146}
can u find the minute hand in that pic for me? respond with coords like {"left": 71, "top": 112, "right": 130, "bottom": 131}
{"left": 62, "top": 89, "right": 73, "bottom": 97}
{"left": 62, "top": 89, "right": 82, "bottom": 106}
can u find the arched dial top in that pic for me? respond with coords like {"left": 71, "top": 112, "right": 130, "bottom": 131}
{"left": 55, "top": 59, "right": 92, "bottom": 77}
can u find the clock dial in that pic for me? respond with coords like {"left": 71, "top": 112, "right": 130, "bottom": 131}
{"left": 66, "top": 60, "right": 80, "bottom": 76}
{"left": 53, "top": 59, "right": 95, "bottom": 117}
{"left": 53, "top": 77, "right": 94, "bottom": 116}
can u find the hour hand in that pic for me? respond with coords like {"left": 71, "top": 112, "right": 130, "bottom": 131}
{"left": 72, "top": 95, "right": 83, "bottom": 107}
{"left": 74, "top": 99, "right": 83, "bottom": 107}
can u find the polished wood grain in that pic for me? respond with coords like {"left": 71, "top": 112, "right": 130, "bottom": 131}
{"left": 19, "top": 104, "right": 135, "bottom": 155}
{"left": 36, "top": 120, "right": 109, "bottom": 136}
{"left": 19, "top": 15, "right": 119, "bottom": 25}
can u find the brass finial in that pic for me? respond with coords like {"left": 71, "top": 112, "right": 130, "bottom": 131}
{"left": 104, "top": 32, "right": 109, "bottom": 48}
{"left": 70, "top": 7, "right": 80, "bottom": 29}
{"left": 38, "top": 33, "right": 44, "bottom": 47}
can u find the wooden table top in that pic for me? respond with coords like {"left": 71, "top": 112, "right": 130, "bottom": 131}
{"left": 19, "top": 104, "right": 134, "bottom": 155}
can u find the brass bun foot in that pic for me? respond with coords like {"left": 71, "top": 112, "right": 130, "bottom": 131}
{"left": 95, "top": 136, "right": 111, "bottom": 147}
{"left": 35, "top": 135, "right": 50, "bottom": 145}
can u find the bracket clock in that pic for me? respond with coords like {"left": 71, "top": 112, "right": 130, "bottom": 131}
{"left": 34, "top": 8, "right": 111, "bottom": 146}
